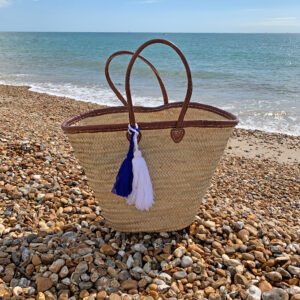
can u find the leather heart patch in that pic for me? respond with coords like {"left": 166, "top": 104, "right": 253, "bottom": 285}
{"left": 170, "top": 128, "right": 185, "bottom": 143}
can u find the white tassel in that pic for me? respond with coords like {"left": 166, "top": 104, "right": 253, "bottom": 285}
{"left": 126, "top": 126, "right": 154, "bottom": 211}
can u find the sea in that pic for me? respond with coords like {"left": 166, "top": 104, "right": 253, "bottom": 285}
{"left": 0, "top": 32, "right": 299, "bottom": 136}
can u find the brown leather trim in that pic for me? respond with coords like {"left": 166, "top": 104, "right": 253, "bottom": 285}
{"left": 61, "top": 102, "right": 239, "bottom": 134}
{"left": 124, "top": 39, "right": 192, "bottom": 129}
{"left": 105, "top": 50, "right": 168, "bottom": 106}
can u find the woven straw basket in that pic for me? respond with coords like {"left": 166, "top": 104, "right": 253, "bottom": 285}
{"left": 62, "top": 39, "right": 238, "bottom": 232}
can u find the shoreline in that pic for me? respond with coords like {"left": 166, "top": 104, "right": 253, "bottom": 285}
{"left": 1, "top": 82, "right": 299, "bottom": 138}
{"left": 0, "top": 84, "right": 300, "bottom": 299}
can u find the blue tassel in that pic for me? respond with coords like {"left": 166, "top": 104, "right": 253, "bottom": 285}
{"left": 112, "top": 128, "right": 137, "bottom": 197}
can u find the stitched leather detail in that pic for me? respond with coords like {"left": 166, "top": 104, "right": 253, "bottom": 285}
{"left": 62, "top": 102, "right": 239, "bottom": 134}
{"left": 171, "top": 128, "right": 185, "bottom": 143}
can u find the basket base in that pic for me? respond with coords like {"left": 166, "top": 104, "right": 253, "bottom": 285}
{"left": 105, "top": 216, "right": 196, "bottom": 233}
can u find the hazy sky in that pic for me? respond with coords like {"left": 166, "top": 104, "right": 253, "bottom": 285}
{"left": 0, "top": 0, "right": 300, "bottom": 33}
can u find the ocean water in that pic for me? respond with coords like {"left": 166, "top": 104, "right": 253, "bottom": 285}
{"left": 0, "top": 32, "right": 299, "bottom": 136}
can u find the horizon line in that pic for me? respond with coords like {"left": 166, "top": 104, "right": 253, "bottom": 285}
{"left": 1, "top": 31, "right": 300, "bottom": 34}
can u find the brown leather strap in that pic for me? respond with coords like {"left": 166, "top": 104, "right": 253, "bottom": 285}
{"left": 125, "top": 39, "right": 193, "bottom": 142}
{"left": 105, "top": 50, "right": 168, "bottom": 106}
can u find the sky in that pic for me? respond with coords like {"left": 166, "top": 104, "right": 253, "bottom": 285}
{"left": 0, "top": 0, "right": 300, "bottom": 33}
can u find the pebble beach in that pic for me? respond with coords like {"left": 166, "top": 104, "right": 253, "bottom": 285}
{"left": 0, "top": 84, "right": 299, "bottom": 299}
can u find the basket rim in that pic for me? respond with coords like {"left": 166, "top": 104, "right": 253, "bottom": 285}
{"left": 61, "top": 102, "right": 239, "bottom": 134}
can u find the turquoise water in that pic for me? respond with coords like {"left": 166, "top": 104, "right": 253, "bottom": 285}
{"left": 0, "top": 32, "right": 299, "bottom": 135}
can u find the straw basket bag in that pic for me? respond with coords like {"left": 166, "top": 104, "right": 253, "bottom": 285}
{"left": 62, "top": 39, "right": 238, "bottom": 232}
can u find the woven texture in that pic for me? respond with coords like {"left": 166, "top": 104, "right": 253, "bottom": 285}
{"left": 67, "top": 107, "right": 233, "bottom": 232}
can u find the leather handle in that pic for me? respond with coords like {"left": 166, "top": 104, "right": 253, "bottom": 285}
{"left": 125, "top": 39, "right": 193, "bottom": 143}
{"left": 105, "top": 50, "right": 168, "bottom": 106}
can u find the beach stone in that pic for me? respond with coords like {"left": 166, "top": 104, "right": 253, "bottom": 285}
{"left": 44, "top": 193, "right": 54, "bottom": 200}
{"left": 48, "top": 272, "right": 58, "bottom": 284}
{"left": 222, "top": 225, "right": 232, "bottom": 234}
{"left": 11, "top": 251, "right": 20, "bottom": 265}
{"left": 108, "top": 266, "right": 118, "bottom": 278}
{"left": 61, "top": 231, "right": 77, "bottom": 243}
{"left": 288, "top": 265, "right": 300, "bottom": 276}
{"left": 173, "top": 271, "right": 187, "bottom": 279}
{"left": 225, "top": 245, "right": 236, "bottom": 254}
{"left": 205, "top": 287, "right": 215, "bottom": 295}
{"left": 277, "top": 267, "right": 292, "bottom": 279}
{"left": 58, "top": 290, "right": 69, "bottom": 300}
{"left": 244, "top": 224, "right": 258, "bottom": 236}
{"left": 70, "top": 272, "right": 81, "bottom": 285}
{"left": 63, "top": 206, "right": 72, "bottom": 213}
{"left": 247, "top": 285, "right": 261, "bottom": 300}
{"left": 109, "top": 294, "right": 121, "bottom": 300}
{"left": 2, "top": 266, "right": 14, "bottom": 282}
{"left": 266, "top": 271, "right": 282, "bottom": 282}
{"left": 240, "top": 244, "right": 248, "bottom": 252}
{"left": 59, "top": 265, "right": 69, "bottom": 278}
{"left": 287, "top": 287, "right": 300, "bottom": 295}
{"left": 61, "top": 277, "right": 71, "bottom": 286}
{"left": 36, "top": 277, "right": 53, "bottom": 292}
{"left": 79, "top": 290, "right": 89, "bottom": 298}
{"left": 44, "top": 291, "right": 56, "bottom": 300}
{"left": 143, "top": 262, "right": 152, "bottom": 273}
{"left": 159, "top": 272, "right": 172, "bottom": 283}
{"left": 41, "top": 254, "right": 54, "bottom": 265}
{"left": 212, "top": 277, "right": 227, "bottom": 288}
{"left": 242, "top": 253, "right": 255, "bottom": 261}
{"left": 37, "top": 292, "right": 46, "bottom": 300}
{"left": 121, "top": 279, "right": 138, "bottom": 290}
{"left": 97, "top": 291, "right": 107, "bottom": 300}
{"left": 157, "top": 282, "right": 170, "bottom": 292}
{"left": 118, "top": 270, "right": 130, "bottom": 281}
{"left": 91, "top": 272, "right": 100, "bottom": 282}
{"left": 133, "top": 243, "right": 147, "bottom": 253}
{"left": 222, "top": 255, "right": 241, "bottom": 267}
{"left": 187, "top": 272, "right": 196, "bottom": 282}
{"left": 49, "top": 259, "right": 65, "bottom": 273}
{"left": 19, "top": 277, "right": 30, "bottom": 288}
{"left": 216, "top": 268, "right": 226, "bottom": 277}
{"left": 0, "top": 286, "right": 12, "bottom": 297}
{"left": 291, "top": 295, "right": 300, "bottom": 300}
{"left": 236, "top": 221, "right": 244, "bottom": 230}
{"left": 181, "top": 256, "right": 193, "bottom": 267}
{"left": 27, "top": 233, "right": 38, "bottom": 244}
{"left": 32, "top": 254, "right": 41, "bottom": 266}
{"left": 234, "top": 273, "right": 249, "bottom": 286}
{"left": 276, "top": 257, "right": 291, "bottom": 267}
{"left": 259, "top": 280, "right": 272, "bottom": 293}
{"left": 270, "top": 245, "right": 282, "bottom": 254}
{"left": 75, "top": 261, "right": 88, "bottom": 274}
{"left": 77, "top": 247, "right": 92, "bottom": 256}
{"left": 12, "top": 286, "right": 23, "bottom": 297}
{"left": 126, "top": 255, "right": 134, "bottom": 269}
{"left": 26, "top": 264, "right": 34, "bottom": 275}
{"left": 101, "top": 244, "right": 116, "bottom": 255}
{"left": 22, "top": 248, "right": 30, "bottom": 262}
{"left": 254, "top": 251, "right": 266, "bottom": 263}
{"left": 95, "top": 277, "right": 109, "bottom": 290}
{"left": 81, "top": 273, "right": 90, "bottom": 281}
{"left": 262, "top": 288, "right": 289, "bottom": 300}
{"left": 79, "top": 281, "right": 93, "bottom": 290}
{"left": 174, "top": 246, "right": 186, "bottom": 258}
{"left": 138, "top": 278, "right": 148, "bottom": 288}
